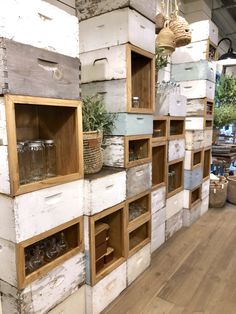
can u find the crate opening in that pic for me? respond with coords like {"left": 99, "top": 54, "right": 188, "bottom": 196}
{"left": 205, "top": 120, "right": 213, "bottom": 128}
{"left": 153, "top": 119, "right": 166, "bottom": 138}
{"left": 206, "top": 101, "right": 213, "bottom": 115}
{"left": 168, "top": 161, "right": 183, "bottom": 193}
{"left": 129, "top": 222, "right": 149, "bottom": 251}
{"left": 128, "top": 138, "right": 149, "bottom": 162}
{"left": 128, "top": 194, "right": 149, "bottom": 223}
{"left": 203, "top": 149, "right": 211, "bottom": 178}
{"left": 193, "top": 151, "right": 202, "bottom": 166}
{"left": 170, "top": 119, "right": 184, "bottom": 136}
{"left": 152, "top": 144, "right": 166, "bottom": 186}
{"left": 191, "top": 187, "right": 201, "bottom": 205}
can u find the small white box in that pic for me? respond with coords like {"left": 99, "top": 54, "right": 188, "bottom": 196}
{"left": 151, "top": 186, "right": 166, "bottom": 214}
{"left": 168, "top": 139, "right": 185, "bottom": 162}
{"left": 185, "top": 117, "right": 205, "bottom": 130}
{"left": 127, "top": 163, "right": 152, "bottom": 198}
{"left": 190, "top": 20, "right": 218, "bottom": 46}
{"left": 166, "top": 191, "right": 184, "bottom": 220}
{"left": 180, "top": 80, "right": 215, "bottom": 100}
{"left": 155, "top": 93, "right": 187, "bottom": 116}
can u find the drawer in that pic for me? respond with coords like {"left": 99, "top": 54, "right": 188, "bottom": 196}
{"left": 190, "top": 20, "right": 218, "bottom": 46}
{"left": 127, "top": 162, "right": 152, "bottom": 198}
{"left": 151, "top": 186, "right": 166, "bottom": 214}
{"left": 186, "top": 98, "right": 213, "bottom": 117}
{"left": 151, "top": 221, "right": 165, "bottom": 253}
{"left": 168, "top": 139, "right": 185, "bottom": 162}
{"left": 166, "top": 190, "right": 184, "bottom": 220}
{"left": 155, "top": 93, "right": 187, "bottom": 116}
{"left": 184, "top": 167, "right": 203, "bottom": 190}
{"left": 151, "top": 206, "right": 166, "bottom": 228}
{"left": 180, "top": 80, "right": 215, "bottom": 100}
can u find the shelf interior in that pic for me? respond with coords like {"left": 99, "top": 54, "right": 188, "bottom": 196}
{"left": 128, "top": 138, "right": 149, "bottom": 162}
{"left": 152, "top": 144, "right": 166, "bottom": 186}
{"left": 203, "top": 149, "right": 211, "bottom": 178}
{"left": 128, "top": 194, "right": 149, "bottom": 223}
{"left": 153, "top": 119, "right": 166, "bottom": 138}
{"left": 168, "top": 161, "right": 183, "bottom": 193}
{"left": 193, "top": 151, "right": 202, "bottom": 166}
{"left": 129, "top": 222, "right": 149, "bottom": 251}
{"left": 169, "top": 119, "right": 184, "bottom": 136}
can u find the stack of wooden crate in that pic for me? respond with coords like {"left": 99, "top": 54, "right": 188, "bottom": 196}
{"left": 171, "top": 19, "right": 218, "bottom": 225}
{"left": 0, "top": 1, "right": 87, "bottom": 313}
{"left": 77, "top": 1, "right": 156, "bottom": 312}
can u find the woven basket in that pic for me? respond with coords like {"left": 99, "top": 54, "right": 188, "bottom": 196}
{"left": 83, "top": 130, "right": 103, "bottom": 174}
{"left": 156, "top": 13, "right": 165, "bottom": 34}
{"left": 169, "top": 15, "right": 192, "bottom": 47}
{"left": 227, "top": 176, "right": 236, "bottom": 204}
{"left": 209, "top": 177, "right": 228, "bottom": 208}
{"left": 157, "top": 21, "right": 176, "bottom": 55}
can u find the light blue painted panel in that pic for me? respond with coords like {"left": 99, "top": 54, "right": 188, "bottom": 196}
{"left": 184, "top": 167, "right": 203, "bottom": 190}
{"left": 111, "top": 113, "right": 153, "bottom": 136}
{"left": 171, "top": 60, "right": 216, "bottom": 82}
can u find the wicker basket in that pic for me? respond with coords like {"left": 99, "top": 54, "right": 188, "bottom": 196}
{"left": 156, "top": 13, "right": 165, "bottom": 34}
{"left": 169, "top": 15, "right": 192, "bottom": 47}
{"left": 209, "top": 177, "right": 228, "bottom": 208}
{"left": 83, "top": 130, "right": 103, "bottom": 174}
{"left": 157, "top": 21, "right": 176, "bottom": 55}
{"left": 227, "top": 176, "right": 236, "bottom": 204}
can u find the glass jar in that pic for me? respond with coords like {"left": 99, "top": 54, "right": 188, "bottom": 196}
{"left": 28, "top": 141, "right": 44, "bottom": 182}
{"left": 132, "top": 96, "right": 139, "bottom": 108}
{"left": 44, "top": 139, "right": 57, "bottom": 178}
{"left": 17, "top": 142, "right": 26, "bottom": 185}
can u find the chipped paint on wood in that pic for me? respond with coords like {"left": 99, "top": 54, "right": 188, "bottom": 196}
{"left": 102, "top": 136, "right": 125, "bottom": 168}
{"left": 151, "top": 219, "right": 165, "bottom": 253}
{"left": 168, "top": 139, "right": 185, "bottom": 162}
{"left": 166, "top": 191, "right": 184, "bottom": 220}
{"left": 165, "top": 210, "right": 183, "bottom": 240}
{"left": 151, "top": 186, "right": 166, "bottom": 215}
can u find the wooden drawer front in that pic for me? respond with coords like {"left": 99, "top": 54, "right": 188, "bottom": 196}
{"left": 86, "top": 262, "right": 127, "bottom": 314}
{"left": 79, "top": 8, "right": 155, "bottom": 54}
{"left": 151, "top": 221, "right": 165, "bottom": 253}
{"left": 0, "top": 38, "right": 81, "bottom": 98}
{"left": 0, "top": 98, "right": 7, "bottom": 145}
{"left": 184, "top": 167, "right": 203, "bottom": 190}
{"left": 185, "top": 130, "right": 204, "bottom": 150}
{"left": 0, "top": 180, "right": 84, "bottom": 243}
{"left": 202, "top": 179, "right": 210, "bottom": 199}
{"left": 151, "top": 186, "right": 166, "bottom": 214}
{"left": 184, "top": 149, "right": 203, "bottom": 170}
{"left": 190, "top": 20, "right": 218, "bottom": 46}
{"left": 155, "top": 93, "right": 187, "bottom": 116}
{"left": 111, "top": 113, "right": 153, "bottom": 136}
{"left": 127, "top": 243, "right": 151, "bottom": 285}
{"left": 166, "top": 191, "right": 184, "bottom": 220}
{"left": 126, "top": 163, "right": 152, "bottom": 198}
{"left": 183, "top": 203, "right": 201, "bottom": 227}
{"left": 84, "top": 170, "right": 126, "bottom": 215}
{"left": 204, "top": 129, "right": 213, "bottom": 147}
{"left": 168, "top": 139, "right": 185, "bottom": 162}
{"left": 200, "top": 195, "right": 209, "bottom": 216}
{"left": 185, "top": 117, "right": 205, "bottom": 130}
{"left": 180, "top": 80, "right": 215, "bottom": 100}
{"left": 77, "top": 0, "right": 156, "bottom": 22}
{"left": 165, "top": 210, "right": 183, "bottom": 240}
{"left": 171, "top": 61, "right": 216, "bottom": 82}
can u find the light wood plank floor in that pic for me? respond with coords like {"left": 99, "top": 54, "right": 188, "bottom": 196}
{"left": 103, "top": 203, "right": 236, "bottom": 314}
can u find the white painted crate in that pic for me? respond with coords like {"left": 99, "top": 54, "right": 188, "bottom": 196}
{"left": 201, "top": 179, "right": 210, "bottom": 199}
{"left": 0, "top": 145, "right": 10, "bottom": 195}
{"left": 185, "top": 130, "right": 204, "bottom": 150}
{"left": 0, "top": 253, "right": 85, "bottom": 314}
{"left": 186, "top": 98, "right": 211, "bottom": 117}
{"left": 179, "top": 80, "right": 215, "bottom": 100}
{"left": 84, "top": 169, "right": 126, "bottom": 215}
{"left": 151, "top": 216, "right": 165, "bottom": 253}
{"left": 185, "top": 117, "right": 205, "bottom": 130}
{"left": 165, "top": 210, "right": 183, "bottom": 240}
{"left": 183, "top": 188, "right": 201, "bottom": 209}
{"left": 86, "top": 262, "right": 127, "bottom": 314}
{"left": 184, "top": 149, "right": 203, "bottom": 171}
{"left": 151, "top": 186, "right": 166, "bottom": 214}
{"left": 102, "top": 136, "right": 125, "bottom": 168}
{"left": 127, "top": 243, "right": 151, "bottom": 285}
{"left": 0, "top": 180, "right": 84, "bottom": 243}
{"left": 166, "top": 191, "right": 184, "bottom": 220}
{"left": 0, "top": 0, "right": 79, "bottom": 57}
{"left": 204, "top": 129, "right": 213, "bottom": 147}
{"left": 200, "top": 195, "right": 209, "bottom": 216}
{"left": 190, "top": 20, "right": 218, "bottom": 46}
{"left": 183, "top": 203, "right": 201, "bottom": 227}
{"left": 0, "top": 98, "right": 7, "bottom": 145}
{"left": 168, "top": 139, "right": 185, "bottom": 162}
{"left": 155, "top": 93, "right": 187, "bottom": 116}
{"left": 79, "top": 7, "right": 155, "bottom": 54}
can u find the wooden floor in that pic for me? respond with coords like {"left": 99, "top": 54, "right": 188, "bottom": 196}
{"left": 103, "top": 203, "right": 236, "bottom": 314}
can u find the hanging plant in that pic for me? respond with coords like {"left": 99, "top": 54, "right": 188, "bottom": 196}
{"left": 155, "top": 45, "right": 169, "bottom": 71}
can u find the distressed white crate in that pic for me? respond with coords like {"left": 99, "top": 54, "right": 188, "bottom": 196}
{"left": 184, "top": 149, "right": 202, "bottom": 170}
{"left": 185, "top": 130, "right": 204, "bottom": 150}
{"left": 183, "top": 202, "right": 201, "bottom": 227}
{"left": 151, "top": 186, "right": 166, "bottom": 214}
{"left": 201, "top": 179, "right": 210, "bottom": 199}
{"left": 165, "top": 210, "right": 183, "bottom": 240}
{"left": 186, "top": 98, "right": 210, "bottom": 116}
{"left": 47, "top": 285, "right": 85, "bottom": 314}
{"left": 127, "top": 243, "right": 151, "bottom": 285}
{"left": 102, "top": 136, "right": 125, "bottom": 167}
{"left": 86, "top": 262, "right": 127, "bottom": 314}
{"left": 0, "top": 0, "right": 79, "bottom": 57}
{"left": 185, "top": 117, "right": 205, "bottom": 130}
{"left": 126, "top": 163, "right": 152, "bottom": 198}
{"left": 168, "top": 139, "right": 185, "bottom": 162}
{"left": 190, "top": 20, "right": 218, "bottom": 46}
{"left": 151, "top": 217, "right": 165, "bottom": 253}
{"left": 204, "top": 129, "right": 213, "bottom": 147}
{"left": 179, "top": 80, "right": 215, "bottom": 100}
{"left": 0, "top": 98, "right": 7, "bottom": 145}
{"left": 155, "top": 93, "right": 187, "bottom": 116}
{"left": 0, "top": 253, "right": 85, "bottom": 314}
{"left": 200, "top": 195, "right": 209, "bottom": 216}
{"left": 166, "top": 191, "right": 184, "bottom": 220}
{"left": 0, "top": 180, "right": 84, "bottom": 243}
{"left": 183, "top": 187, "right": 201, "bottom": 209}
{"left": 0, "top": 145, "right": 10, "bottom": 195}
{"left": 79, "top": 7, "right": 155, "bottom": 54}
{"left": 84, "top": 169, "right": 126, "bottom": 215}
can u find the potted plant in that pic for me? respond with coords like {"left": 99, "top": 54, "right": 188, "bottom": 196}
{"left": 82, "top": 94, "right": 117, "bottom": 174}
{"left": 155, "top": 45, "right": 169, "bottom": 82}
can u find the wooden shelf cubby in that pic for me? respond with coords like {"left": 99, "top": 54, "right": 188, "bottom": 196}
{"left": 206, "top": 99, "right": 214, "bottom": 117}
{"left": 168, "top": 117, "right": 185, "bottom": 139}
{"left": 126, "top": 191, "right": 151, "bottom": 227}
{"left": 203, "top": 147, "right": 211, "bottom": 180}
{"left": 152, "top": 116, "right": 168, "bottom": 142}
{"left": 167, "top": 158, "right": 184, "bottom": 198}
{"left": 152, "top": 141, "right": 167, "bottom": 189}
{"left": 89, "top": 203, "right": 126, "bottom": 286}
{"left": 184, "top": 186, "right": 201, "bottom": 209}
{"left": 125, "top": 135, "right": 152, "bottom": 168}
{"left": 16, "top": 217, "right": 83, "bottom": 289}
{"left": 5, "top": 95, "right": 83, "bottom": 196}
{"left": 205, "top": 118, "right": 213, "bottom": 129}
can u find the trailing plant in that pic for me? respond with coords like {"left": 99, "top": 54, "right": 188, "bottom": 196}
{"left": 82, "top": 94, "right": 117, "bottom": 135}
{"left": 155, "top": 44, "right": 169, "bottom": 71}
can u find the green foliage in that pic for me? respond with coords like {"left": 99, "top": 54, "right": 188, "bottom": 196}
{"left": 214, "top": 104, "right": 236, "bottom": 128}
{"left": 82, "top": 94, "right": 117, "bottom": 134}
{"left": 155, "top": 45, "right": 169, "bottom": 71}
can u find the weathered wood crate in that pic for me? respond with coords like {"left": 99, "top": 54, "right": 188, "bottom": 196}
{"left": 201, "top": 179, "right": 210, "bottom": 199}
{"left": 203, "top": 147, "right": 212, "bottom": 180}
{"left": 184, "top": 166, "right": 203, "bottom": 190}
{"left": 171, "top": 61, "right": 216, "bottom": 82}
{"left": 185, "top": 130, "right": 204, "bottom": 150}
{"left": 190, "top": 20, "right": 218, "bottom": 46}
{"left": 85, "top": 262, "right": 127, "bottom": 314}
{"left": 183, "top": 186, "right": 202, "bottom": 209}
{"left": 151, "top": 210, "right": 166, "bottom": 253}
{"left": 165, "top": 210, "right": 183, "bottom": 240}
{"left": 0, "top": 253, "right": 85, "bottom": 314}
{"left": 84, "top": 168, "right": 126, "bottom": 216}
{"left": 76, "top": 0, "right": 156, "bottom": 22}
{"left": 184, "top": 148, "right": 203, "bottom": 170}
{"left": 0, "top": 38, "right": 81, "bottom": 98}
{"left": 186, "top": 98, "right": 214, "bottom": 117}
{"left": 179, "top": 80, "right": 215, "bottom": 100}
{"left": 167, "top": 159, "right": 184, "bottom": 198}
{"left": 168, "top": 139, "right": 185, "bottom": 162}
{"left": 1, "top": 0, "right": 79, "bottom": 57}
{"left": 152, "top": 116, "right": 168, "bottom": 142}
{"left": 166, "top": 190, "right": 184, "bottom": 220}
{"left": 200, "top": 195, "right": 209, "bottom": 216}
{"left": 155, "top": 93, "right": 187, "bottom": 116}
{"left": 127, "top": 243, "right": 151, "bottom": 285}
{"left": 204, "top": 128, "right": 213, "bottom": 147}
{"left": 151, "top": 186, "right": 166, "bottom": 214}
{"left": 152, "top": 141, "right": 167, "bottom": 189}
{"left": 185, "top": 117, "right": 205, "bottom": 130}
{"left": 126, "top": 162, "right": 152, "bottom": 198}
{"left": 183, "top": 202, "right": 201, "bottom": 227}
{"left": 168, "top": 117, "right": 185, "bottom": 140}
{"left": 0, "top": 180, "right": 84, "bottom": 243}
{"left": 79, "top": 7, "right": 155, "bottom": 53}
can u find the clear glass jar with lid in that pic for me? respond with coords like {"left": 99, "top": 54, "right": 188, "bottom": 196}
{"left": 28, "top": 141, "right": 44, "bottom": 182}
{"left": 44, "top": 139, "right": 57, "bottom": 178}
{"left": 132, "top": 96, "right": 139, "bottom": 108}
{"left": 17, "top": 142, "right": 26, "bottom": 185}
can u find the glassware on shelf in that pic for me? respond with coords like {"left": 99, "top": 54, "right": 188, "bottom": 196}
{"left": 168, "top": 170, "right": 176, "bottom": 192}
{"left": 28, "top": 141, "right": 44, "bottom": 182}
{"left": 153, "top": 128, "right": 163, "bottom": 138}
{"left": 132, "top": 96, "right": 139, "bottom": 108}
{"left": 56, "top": 232, "right": 69, "bottom": 255}
{"left": 27, "top": 245, "right": 44, "bottom": 273}
{"left": 44, "top": 237, "right": 60, "bottom": 262}
{"left": 44, "top": 139, "right": 57, "bottom": 178}
{"left": 129, "top": 202, "right": 146, "bottom": 221}
{"left": 17, "top": 142, "right": 26, "bottom": 185}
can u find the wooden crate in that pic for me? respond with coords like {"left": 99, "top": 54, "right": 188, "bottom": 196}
{"left": 183, "top": 186, "right": 202, "bottom": 209}
{"left": 190, "top": 20, "right": 218, "bottom": 46}
{"left": 88, "top": 203, "right": 126, "bottom": 286}
{"left": 183, "top": 202, "right": 201, "bottom": 227}
{"left": 184, "top": 148, "right": 203, "bottom": 170}
{"left": 152, "top": 141, "right": 167, "bottom": 189}
{"left": 184, "top": 166, "right": 203, "bottom": 190}
{"left": 79, "top": 7, "right": 155, "bottom": 53}
{"left": 152, "top": 116, "right": 168, "bottom": 142}
{"left": 151, "top": 220, "right": 165, "bottom": 253}
{"left": 204, "top": 128, "right": 213, "bottom": 147}
{"left": 186, "top": 98, "right": 214, "bottom": 118}
{"left": 203, "top": 147, "right": 212, "bottom": 180}
{"left": 167, "top": 159, "right": 184, "bottom": 198}
{"left": 0, "top": 180, "right": 84, "bottom": 244}
{"left": 165, "top": 210, "right": 183, "bottom": 240}
{"left": 155, "top": 93, "right": 187, "bottom": 116}
{"left": 200, "top": 195, "right": 209, "bottom": 216}
{"left": 81, "top": 44, "right": 155, "bottom": 113}
{"left": 102, "top": 135, "right": 152, "bottom": 168}
{"left": 201, "top": 179, "right": 210, "bottom": 199}
{"left": 76, "top": 0, "right": 156, "bottom": 22}
{"left": 185, "top": 130, "right": 204, "bottom": 150}
{"left": 185, "top": 117, "right": 205, "bottom": 130}
{"left": 168, "top": 117, "right": 185, "bottom": 139}
{"left": 179, "top": 80, "right": 215, "bottom": 100}
{"left": 166, "top": 190, "right": 184, "bottom": 220}
{"left": 0, "top": 38, "right": 81, "bottom": 98}
{"left": 84, "top": 168, "right": 126, "bottom": 216}
{"left": 205, "top": 118, "right": 213, "bottom": 129}
{"left": 1, "top": 95, "right": 83, "bottom": 196}
{"left": 168, "top": 139, "right": 185, "bottom": 162}
{"left": 151, "top": 186, "right": 166, "bottom": 214}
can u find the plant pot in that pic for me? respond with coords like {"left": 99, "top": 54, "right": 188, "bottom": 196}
{"left": 83, "top": 130, "right": 103, "bottom": 174}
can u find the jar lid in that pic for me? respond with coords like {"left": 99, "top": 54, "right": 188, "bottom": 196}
{"left": 28, "top": 142, "right": 42, "bottom": 147}
{"left": 132, "top": 96, "right": 139, "bottom": 100}
{"left": 44, "top": 139, "right": 54, "bottom": 144}
{"left": 17, "top": 142, "right": 24, "bottom": 148}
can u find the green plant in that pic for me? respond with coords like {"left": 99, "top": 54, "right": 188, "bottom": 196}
{"left": 155, "top": 45, "right": 169, "bottom": 71}
{"left": 214, "top": 104, "right": 236, "bottom": 128}
{"left": 82, "top": 94, "right": 117, "bottom": 134}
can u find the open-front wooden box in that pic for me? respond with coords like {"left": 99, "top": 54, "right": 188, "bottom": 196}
{"left": 205, "top": 118, "right": 213, "bottom": 129}
{"left": 185, "top": 148, "right": 203, "bottom": 170}
{"left": 206, "top": 99, "right": 214, "bottom": 117}
{"left": 5, "top": 95, "right": 83, "bottom": 196}
{"left": 89, "top": 203, "right": 126, "bottom": 286}
{"left": 16, "top": 217, "right": 84, "bottom": 289}
{"left": 152, "top": 141, "right": 167, "bottom": 189}
{"left": 184, "top": 186, "right": 201, "bottom": 209}
{"left": 168, "top": 117, "right": 185, "bottom": 139}
{"left": 125, "top": 135, "right": 152, "bottom": 168}
{"left": 203, "top": 147, "right": 211, "bottom": 180}
{"left": 167, "top": 159, "right": 184, "bottom": 198}
{"left": 152, "top": 116, "right": 168, "bottom": 142}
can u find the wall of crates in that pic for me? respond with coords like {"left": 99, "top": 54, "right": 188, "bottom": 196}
{"left": 0, "top": 1, "right": 217, "bottom": 313}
